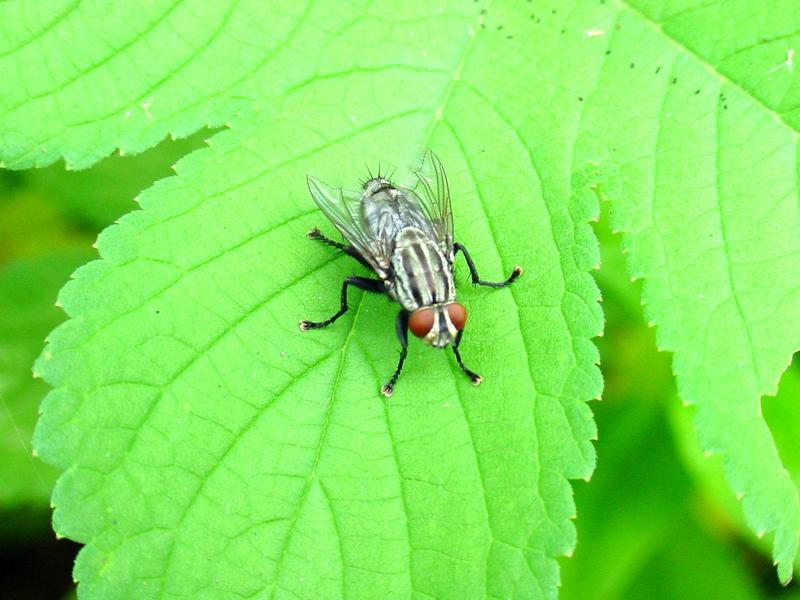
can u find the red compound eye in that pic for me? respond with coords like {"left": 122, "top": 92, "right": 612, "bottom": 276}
{"left": 447, "top": 303, "right": 467, "bottom": 331}
{"left": 409, "top": 308, "right": 435, "bottom": 338}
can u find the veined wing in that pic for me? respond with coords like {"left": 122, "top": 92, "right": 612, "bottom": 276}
{"left": 409, "top": 150, "right": 454, "bottom": 259}
{"left": 306, "top": 176, "right": 392, "bottom": 277}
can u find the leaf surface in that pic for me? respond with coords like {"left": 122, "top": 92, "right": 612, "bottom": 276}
{"left": 17, "top": 2, "right": 603, "bottom": 598}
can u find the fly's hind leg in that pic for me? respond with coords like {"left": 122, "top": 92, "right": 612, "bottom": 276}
{"left": 299, "top": 276, "right": 385, "bottom": 331}
{"left": 453, "top": 242, "right": 522, "bottom": 288}
{"left": 451, "top": 331, "right": 482, "bottom": 385}
{"left": 307, "top": 227, "right": 373, "bottom": 270}
{"left": 381, "top": 310, "right": 409, "bottom": 397}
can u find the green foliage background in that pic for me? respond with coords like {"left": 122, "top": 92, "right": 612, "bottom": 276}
{"left": 1, "top": 0, "right": 799, "bottom": 598}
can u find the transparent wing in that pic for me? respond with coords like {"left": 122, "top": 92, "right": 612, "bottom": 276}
{"left": 306, "top": 176, "right": 392, "bottom": 276}
{"left": 411, "top": 150, "right": 454, "bottom": 256}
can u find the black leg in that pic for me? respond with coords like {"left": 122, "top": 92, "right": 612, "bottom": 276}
{"left": 451, "top": 330, "right": 482, "bottom": 385}
{"left": 299, "top": 276, "right": 385, "bottom": 330}
{"left": 307, "top": 227, "right": 373, "bottom": 270}
{"left": 453, "top": 242, "right": 522, "bottom": 288}
{"left": 381, "top": 310, "right": 409, "bottom": 397}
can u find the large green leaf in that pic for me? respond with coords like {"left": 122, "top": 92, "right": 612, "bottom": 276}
{"left": 12, "top": 2, "right": 603, "bottom": 598}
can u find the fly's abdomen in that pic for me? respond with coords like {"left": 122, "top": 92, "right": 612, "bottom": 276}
{"left": 390, "top": 228, "right": 454, "bottom": 311}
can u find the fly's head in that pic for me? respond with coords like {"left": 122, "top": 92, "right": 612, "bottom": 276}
{"left": 408, "top": 303, "right": 467, "bottom": 348}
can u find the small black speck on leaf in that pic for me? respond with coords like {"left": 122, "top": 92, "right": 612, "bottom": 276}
{"left": 507, "top": 34, "right": 513, "bottom": 39}
{"left": 560, "top": 28, "right": 566, "bottom": 34}
{"left": 655, "top": 66, "right": 661, "bottom": 74}
{"left": 630, "top": 62, "right": 635, "bottom": 68}
{"left": 694, "top": 89, "right": 700, "bottom": 95}
{"left": 605, "top": 49, "right": 612, "bottom": 55}
{"left": 578, "top": 96, "right": 584, "bottom": 101}
{"left": 672, "top": 77, "right": 677, "bottom": 84}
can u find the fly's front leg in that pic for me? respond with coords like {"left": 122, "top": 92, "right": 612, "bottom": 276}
{"left": 299, "top": 276, "right": 385, "bottom": 330}
{"left": 453, "top": 242, "right": 522, "bottom": 288}
{"left": 451, "top": 330, "right": 482, "bottom": 385}
{"left": 307, "top": 227, "right": 372, "bottom": 270}
{"left": 307, "top": 227, "right": 349, "bottom": 251}
{"left": 381, "top": 310, "right": 409, "bottom": 397}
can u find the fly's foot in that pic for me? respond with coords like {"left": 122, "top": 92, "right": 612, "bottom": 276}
{"left": 381, "top": 382, "right": 395, "bottom": 397}
{"left": 512, "top": 265, "right": 523, "bottom": 278}
{"left": 306, "top": 227, "right": 322, "bottom": 240}
{"left": 465, "top": 371, "right": 482, "bottom": 386}
{"left": 299, "top": 319, "right": 324, "bottom": 331}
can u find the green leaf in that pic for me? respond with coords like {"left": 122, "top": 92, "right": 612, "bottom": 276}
{"left": 10, "top": 2, "right": 603, "bottom": 598}
{"left": 570, "top": 0, "right": 800, "bottom": 581}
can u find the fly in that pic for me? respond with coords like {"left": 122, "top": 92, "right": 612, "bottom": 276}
{"left": 300, "top": 151, "right": 522, "bottom": 396}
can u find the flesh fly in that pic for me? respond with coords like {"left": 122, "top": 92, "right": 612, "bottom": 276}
{"left": 300, "top": 151, "right": 522, "bottom": 396}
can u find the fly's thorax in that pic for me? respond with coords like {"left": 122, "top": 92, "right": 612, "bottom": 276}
{"left": 360, "top": 179, "right": 437, "bottom": 244}
{"left": 388, "top": 227, "right": 455, "bottom": 312}
{"left": 409, "top": 302, "right": 467, "bottom": 348}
